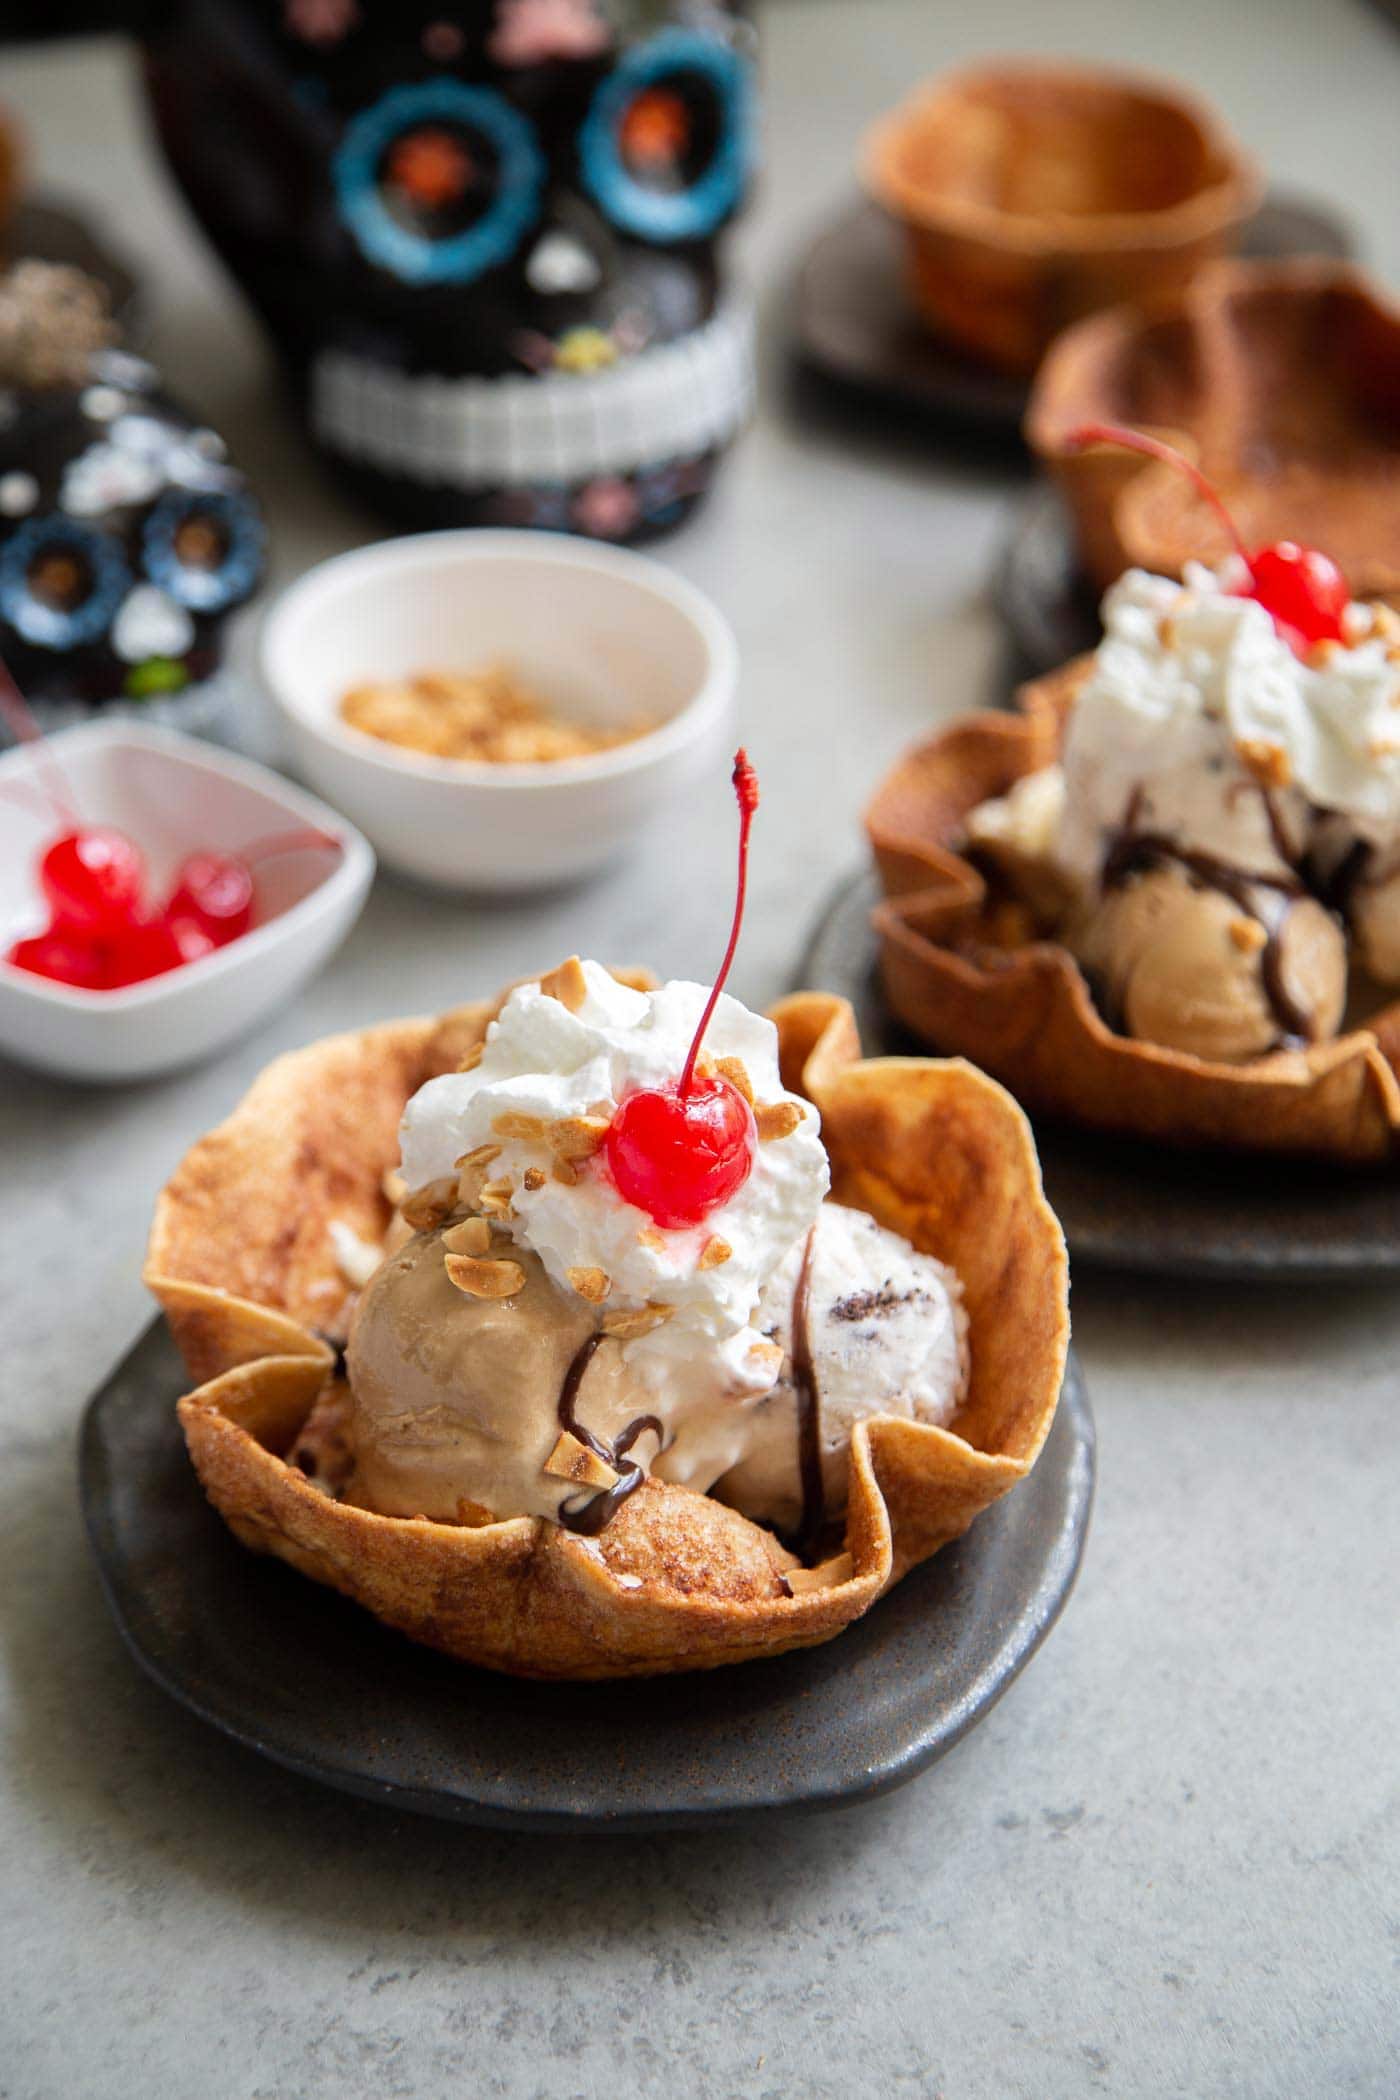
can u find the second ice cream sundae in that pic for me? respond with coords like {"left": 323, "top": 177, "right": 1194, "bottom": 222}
{"left": 964, "top": 428, "right": 1400, "bottom": 1065}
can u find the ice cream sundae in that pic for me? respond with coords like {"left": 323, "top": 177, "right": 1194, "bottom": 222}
{"left": 866, "top": 427, "right": 1400, "bottom": 1160}
{"left": 148, "top": 748, "right": 1066, "bottom": 1676}
{"left": 344, "top": 757, "right": 967, "bottom": 1552}
{"left": 964, "top": 428, "right": 1400, "bottom": 1065}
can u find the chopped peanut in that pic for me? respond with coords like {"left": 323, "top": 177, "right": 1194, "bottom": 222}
{"left": 454, "top": 1142, "right": 502, "bottom": 1173}
{"left": 1233, "top": 737, "right": 1293, "bottom": 791}
{"left": 441, "top": 1216, "right": 492, "bottom": 1256}
{"left": 444, "top": 1252, "right": 526, "bottom": 1299}
{"left": 401, "top": 1177, "right": 458, "bottom": 1231}
{"left": 492, "top": 1111, "right": 547, "bottom": 1142}
{"left": 543, "top": 1430, "right": 618, "bottom": 1490}
{"left": 601, "top": 1302, "right": 675, "bottom": 1339}
{"left": 755, "top": 1100, "right": 805, "bottom": 1142}
{"left": 714, "top": 1055, "right": 754, "bottom": 1104}
{"left": 539, "top": 956, "right": 589, "bottom": 1012}
{"left": 1229, "top": 916, "right": 1267, "bottom": 955}
{"left": 550, "top": 1114, "right": 610, "bottom": 1160}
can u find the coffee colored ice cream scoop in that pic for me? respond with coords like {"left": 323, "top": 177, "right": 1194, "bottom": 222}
{"left": 345, "top": 1226, "right": 651, "bottom": 1528}
{"left": 1073, "top": 864, "right": 1347, "bottom": 1064}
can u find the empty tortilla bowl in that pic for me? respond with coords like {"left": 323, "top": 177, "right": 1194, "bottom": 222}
{"left": 1026, "top": 260, "right": 1400, "bottom": 600}
{"left": 863, "top": 60, "right": 1260, "bottom": 376}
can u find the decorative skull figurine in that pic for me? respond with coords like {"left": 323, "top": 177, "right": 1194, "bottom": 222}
{"left": 0, "top": 264, "right": 265, "bottom": 726}
{"left": 142, "top": 0, "right": 758, "bottom": 542}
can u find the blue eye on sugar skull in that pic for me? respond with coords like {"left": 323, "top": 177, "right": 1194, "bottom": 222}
{"left": 580, "top": 30, "right": 754, "bottom": 243}
{"left": 0, "top": 290, "right": 267, "bottom": 725}
{"left": 333, "top": 79, "right": 546, "bottom": 285}
{"left": 0, "top": 515, "right": 131, "bottom": 650}
{"left": 142, "top": 488, "right": 266, "bottom": 615}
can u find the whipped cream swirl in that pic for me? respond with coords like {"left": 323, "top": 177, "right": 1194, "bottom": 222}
{"left": 398, "top": 962, "right": 830, "bottom": 1482}
{"left": 1054, "top": 566, "right": 1400, "bottom": 889}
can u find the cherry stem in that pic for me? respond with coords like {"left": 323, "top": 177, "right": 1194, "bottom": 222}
{"left": 0, "top": 653, "right": 79, "bottom": 831}
{"left": 1063, "top": 422, "right": 1253, "bottom": 574}
{"left": 236, "top": 827, "right": 342, "bottom": 869}
{"left": 678, "top": 749, "right": 759, "bottom": 1099}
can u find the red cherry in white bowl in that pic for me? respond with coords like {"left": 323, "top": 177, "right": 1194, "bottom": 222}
{"left": 0, "top": 721, "right": 374, "bottom": 1082}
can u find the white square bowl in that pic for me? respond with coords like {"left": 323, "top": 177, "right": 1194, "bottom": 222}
{"left": 0, "top": 721, "right": 374, "bottom": 1082}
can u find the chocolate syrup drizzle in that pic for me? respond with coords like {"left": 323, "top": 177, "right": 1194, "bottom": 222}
{"left": 1101, "top": 787, "right": 1320, "bottom": 1046}
{"left": 314, "top": 1331, "right": 349, "bottom": 1379}
{"left": 552, "top": 1223, "right": 829, "bottom": 1559}
{"left": 553, "top": 1333, "right": 663, "bottom": 1537}
{"left": 789, "top": 1226, "right": 825, "bottom": 1562}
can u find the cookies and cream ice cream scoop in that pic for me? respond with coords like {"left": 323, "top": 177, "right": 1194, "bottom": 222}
{"left": 716, "top": 1204, "right": 967, "bottom": 1544}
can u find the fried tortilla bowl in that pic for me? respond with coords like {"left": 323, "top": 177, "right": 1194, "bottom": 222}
{"left": 862, "top": 60, "right": 1259, "bottom": 376}
{"left": 866, "top": 665, "right": 1400, "bottom": 1165}
{"left": 1026, "top": 260, "right": 1400, "bottom": 600}
{"left": 143, "top": 977, "right": 1067, "bottom": 1681}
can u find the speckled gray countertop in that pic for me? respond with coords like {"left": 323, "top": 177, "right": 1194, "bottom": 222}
{"left": 4, "top": 6, "right": 1400, "bottom": 2095}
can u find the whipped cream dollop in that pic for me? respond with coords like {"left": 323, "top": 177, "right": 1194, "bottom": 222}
{"left": 1052, "top": 566, "right": 1400, "bottom": 887}
{"left": 398, "top": 962, "right": 830, "bottom": 1454}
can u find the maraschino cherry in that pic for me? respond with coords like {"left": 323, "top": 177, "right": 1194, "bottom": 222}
{"left": 7, "top": 924, "right": 112, "bottom": 991}
{"left": 167, "top": 849, "right": 256, "bottom": 946}
{"left": 39, "top": 828, "right": 147, "bottom": 933}
{"left": 604, "top": 750, "right": 761, "bottom": 1231}
{"left": 1064, "top": 423, "right": 1350, "bottom": 655}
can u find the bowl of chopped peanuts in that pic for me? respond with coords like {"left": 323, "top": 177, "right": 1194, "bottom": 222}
{"left": 261, "top": 530, "right": 737, "bottom": 891}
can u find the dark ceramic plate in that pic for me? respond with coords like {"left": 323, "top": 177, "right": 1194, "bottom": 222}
{"left": 793, "top": 193, "right": 1354, "bottom": 445}
{"left": 8, "top": 194, "right": 142, "bottom": 337}
{"left": 803, "top": 870, "right": 1400, "bottom": 1283}
{"left": 80, "top": 1319, "right": 1093, "bottom": 1832}
{"left": 994, "top": 480, "right": 1103, "bottom": 679}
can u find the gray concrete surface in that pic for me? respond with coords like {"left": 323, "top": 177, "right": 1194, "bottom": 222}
{"left": 3, "top": 4, "right": 1399, "bottom": 2095}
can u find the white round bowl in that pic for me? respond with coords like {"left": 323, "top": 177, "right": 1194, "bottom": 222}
{"left": 260, "top": 530, "right": 738, "bottom": 891}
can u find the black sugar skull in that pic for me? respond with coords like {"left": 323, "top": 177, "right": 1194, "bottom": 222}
{"left": 142, "top": 0, "right": 757, "bottom": 540}
{"left": 0, "top": 269, "right": 265, "bottom": 726}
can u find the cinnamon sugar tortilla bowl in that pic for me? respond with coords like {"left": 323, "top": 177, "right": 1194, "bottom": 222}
{"left": 1025, "top": 260, "right": 1400, "bottom": 602}
{"left": 866, "top": 662, "right": 1400, "bottom": 1165}
{"left": 862, "top": 60, "right": 1260, "bottom": 377}
{"left": 143, "top": 975, "right": 1068, "bottom": 1681}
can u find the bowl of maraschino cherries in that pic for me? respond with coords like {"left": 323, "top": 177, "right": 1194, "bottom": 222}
{"left": 0, "top": 711, "right": 373, "bottom": 1082}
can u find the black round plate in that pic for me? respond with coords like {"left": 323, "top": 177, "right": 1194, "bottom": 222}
{"left": 80, "top": 1318, "right": 1093, "bottom": 1832}
{"left": 7, "top": 194, "right": 143, "bottom": 338}
{"left": 794, "top": 192, "right": 1354, "bottom": 446}
{"left": 803, "top": 870, "right": 1400, "bottom": 1283}
{"left": 995, "top": 480, "right": 1099, "bottom": 679}
{"left": 794, "top": 200, "right": 1027, "bottom": 440}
